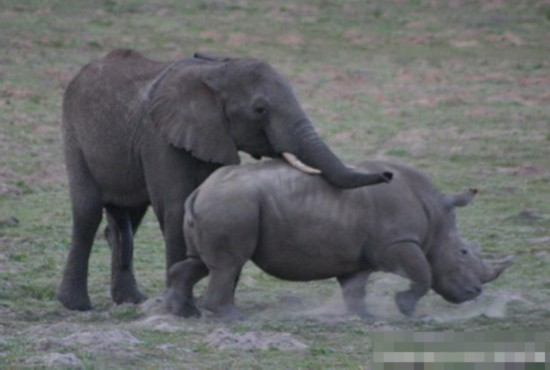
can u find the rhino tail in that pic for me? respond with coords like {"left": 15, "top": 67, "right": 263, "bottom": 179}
{"left": 184, "top": 189, "right": 200, "bottom": 230}
{"left": 183, "top": 189, "right": 202, "bottom": 258}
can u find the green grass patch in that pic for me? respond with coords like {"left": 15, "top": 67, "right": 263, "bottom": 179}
{"left": 1, "top": 0, "right": 549, "bottom": 368}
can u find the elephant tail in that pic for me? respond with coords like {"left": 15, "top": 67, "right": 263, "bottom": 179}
{"left": 104, "top": 205, "right": 134, "bottom": 271}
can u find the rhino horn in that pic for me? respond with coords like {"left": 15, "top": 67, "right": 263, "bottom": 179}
{"left": 481, "top": 256, "right": 514, "bottom": 284}
{"left": 444, "top": 188, "right": 478, "bottom": 208}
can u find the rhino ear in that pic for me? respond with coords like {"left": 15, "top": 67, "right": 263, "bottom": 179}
{"left": 444, "top": 188, "right": 478, "bottom": 209}
{"left": 149, "top": 64, "right": 240, "bottom": 165}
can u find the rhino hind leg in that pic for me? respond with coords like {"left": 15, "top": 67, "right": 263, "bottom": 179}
{"left": 337, "top": 270, "right": 372, "bottom": 318}
{"left": 382, "top": 242, "right": 432, "bottom": 317}
{"left": 164, "top": 258, "right": 209, "bottom": 317}
{"left": 196, "top": 206, "right": 258, "bottom": 321}
{"left": 200, "top": 264, "right": 246, "bottom": 321}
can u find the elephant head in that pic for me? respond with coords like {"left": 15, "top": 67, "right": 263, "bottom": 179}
{"left": 148, "top": 53, "right": 392, "bottom": 188}
{"left": 429, "top": 189, "right": 513, "bottom": 303}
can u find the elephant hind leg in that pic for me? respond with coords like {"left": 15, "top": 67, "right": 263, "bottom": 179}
{"left": 164, "top": 258, "right": 209, "bottom": 317}
{"left": 337, "top": 270, "right": 372, "bottom": 318}
{"left": 105, "top": 204, "right": 148, "bottom": 305}
{"left": 57, "top": 199, "right": 103, "bottom": 310}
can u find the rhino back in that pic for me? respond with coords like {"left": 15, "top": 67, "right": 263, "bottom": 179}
{"left": 191, "top": 160, "right": 438, "bottom": 280}
{"left": 253, "top": 160, "right": 435, "bottom": 279}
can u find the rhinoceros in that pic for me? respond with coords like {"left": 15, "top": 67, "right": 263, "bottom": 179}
{"left": 163, "top": 159, "right": 511, "bottom": 320}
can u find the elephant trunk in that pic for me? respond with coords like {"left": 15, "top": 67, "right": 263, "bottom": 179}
{"left": 284, "top": 119, "right": 392, "bottom": 189}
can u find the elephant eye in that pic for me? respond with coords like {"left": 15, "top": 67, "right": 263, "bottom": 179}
{"left": 252, "top": 95, "right": 269, "bottom": 117}
{"left": 254, "top": 106, "right": 268, "bottom": 116}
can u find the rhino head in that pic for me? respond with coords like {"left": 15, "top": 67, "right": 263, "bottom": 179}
{"left": 428, "top": 189, "right": 513, "bottom": 304}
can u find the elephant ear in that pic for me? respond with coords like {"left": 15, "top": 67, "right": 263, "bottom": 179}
{"left": 148, "top": 64, "right": 240, "bottom": 165}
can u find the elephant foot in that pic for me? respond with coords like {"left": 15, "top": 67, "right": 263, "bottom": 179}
{"left": 56, "top": 280, "right": 92, "bottom": 311}
{"left": 395, "top": 291, "right": 418, "bottom": 317}
{"left": 111, "top": 273, "right": 147, "bottom": 305}
{"left": 181, "top": 304, "right": 201, "bottom": 318}
{"left": 112, "top": 288, "right": 148, "bottom": 305}
{"left": 163, "top": 289, "right": 201, "bottom": 318}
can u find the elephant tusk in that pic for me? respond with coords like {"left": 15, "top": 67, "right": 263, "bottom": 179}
{"left": 282, "top": 152, "right": 322, "bottom": 175}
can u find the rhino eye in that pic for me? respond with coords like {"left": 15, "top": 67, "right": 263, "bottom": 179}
{"left": 460, "top": 249, "right": 468, "bottom": 256}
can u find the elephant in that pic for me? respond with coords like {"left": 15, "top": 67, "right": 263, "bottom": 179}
{"left": 163, "top": 159, "right": 512, "bottom": 320}
{"left": 57, "top": 49, "right": 392, "bottom": 311}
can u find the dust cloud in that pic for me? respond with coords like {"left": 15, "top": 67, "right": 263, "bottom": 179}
{"left": 287, "top": 273, "right": 528, "bottom": 323}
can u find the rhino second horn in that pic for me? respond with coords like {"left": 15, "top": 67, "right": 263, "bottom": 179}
{"left": 282, "top": 152, "right": 322, "bottom": 175}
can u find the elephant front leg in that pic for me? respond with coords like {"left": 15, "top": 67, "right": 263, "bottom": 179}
{"left": 148, "top": 187, "right": 189, "bottom": 281}
{"left": 337, "top": 270, "right": 372, "bottom": 318}
{"left": 105, "top": 205, "right": 147, "bottom": 305}
{"left": 164, "top": 258, "right": 209, "bottom": 317}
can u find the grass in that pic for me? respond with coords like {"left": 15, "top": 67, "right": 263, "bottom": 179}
{"left": 1, "top": 0, "right": 549, "bottom": 368}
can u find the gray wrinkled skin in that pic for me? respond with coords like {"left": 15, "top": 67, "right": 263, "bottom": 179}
{"left": 164, "top": 160, "right": 511, "bottom": 320}
{"left": 56, "top": 49, "right": 390, "bottom": 311}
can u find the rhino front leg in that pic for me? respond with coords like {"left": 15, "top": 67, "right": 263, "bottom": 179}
{"left": 337, "top": 270, "right": 372, "bottom": 318}
{"left": 383, "top": 242, "right": 432, "bottom": 317}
